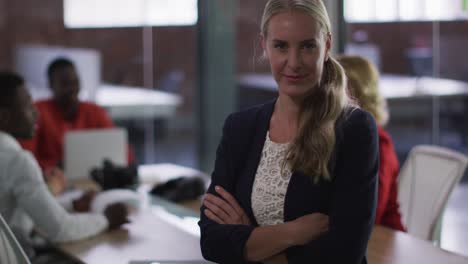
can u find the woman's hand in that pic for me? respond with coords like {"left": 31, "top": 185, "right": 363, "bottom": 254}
{"left": 287, "top": 213, "right": 329, "bottom": 245}
{"left": 203, "top": 185, "right": 251, "bottom": 225}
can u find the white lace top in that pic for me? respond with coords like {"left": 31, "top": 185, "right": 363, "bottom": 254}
{"left": 251, "top": 132, "right": 292, "bottom": 226}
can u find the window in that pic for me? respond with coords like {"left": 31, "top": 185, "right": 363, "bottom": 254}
{"left": 64, "top": 0, "right": 198, "bottom": 28}
{"left": 344, "top": 0, "right": 468, "bottom": 22}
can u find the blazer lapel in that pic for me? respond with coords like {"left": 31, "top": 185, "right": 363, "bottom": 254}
{"left": 240, "top": 100, "right": 276, "bottom": 222}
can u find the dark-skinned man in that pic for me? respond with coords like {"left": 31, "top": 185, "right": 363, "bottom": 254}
{"left": 19, "top": 58, "right": 134, "bottom": 192}
{"left": 0, "top": 71, "right": 129, "bottom": 246}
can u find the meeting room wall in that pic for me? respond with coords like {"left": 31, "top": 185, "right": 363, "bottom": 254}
{"left": 0, "top": 0, "right": 275, "bottom": 112}
{"left": 0, "top": 0, "right": 274, "bottom": 112}
{"left": 2, "top": 1, "right": 468, "bottom": 107}
{"left": 0, "top": 0, "right": 197, "bottom": 112}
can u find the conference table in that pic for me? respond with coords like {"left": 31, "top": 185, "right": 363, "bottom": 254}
{"left": 29, "top": 83, "right": 182, "bottom": 120}
{"left": 238, "top": 73, "right": 468, "bottom": 100}
{"left": 99, "top": 84, "right": 182, "bottom": 164}
{"left": 59, "top": 205, "right": 468, "bottom": 264}
{"left": 59, "top": 168, "right": 468, "bottom": 264}
{"left": 95, "top": 84, "right": 182, "bottom": 120}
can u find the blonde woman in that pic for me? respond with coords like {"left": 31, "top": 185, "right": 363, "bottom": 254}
{"left": 338, "top": 55, "right": 405, "bottom": 232}
{"left": 198, "top": 1, "right": 378, "bottom": 263}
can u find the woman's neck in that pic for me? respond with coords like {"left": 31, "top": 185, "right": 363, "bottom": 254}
{"left": 276, "top": 95, "right": 300, "bottom": 124}
{"left": 269, "top": 95, "right": 301, "bottom": 143}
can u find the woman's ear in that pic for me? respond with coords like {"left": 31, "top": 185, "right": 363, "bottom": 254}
{"left": 325, "top": 32, "right": 332, "bottom": 62}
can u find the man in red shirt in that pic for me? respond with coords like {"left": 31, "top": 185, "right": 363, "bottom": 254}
{"left": 20, "top": 58, "right": 133, "bottom": 188}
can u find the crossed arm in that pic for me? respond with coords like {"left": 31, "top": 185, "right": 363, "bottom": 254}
{"left": 199, "top": 110, "right": 378, "bottom": 263}
{"left": 203, "top": 185, "right": 329, "bottom": 263}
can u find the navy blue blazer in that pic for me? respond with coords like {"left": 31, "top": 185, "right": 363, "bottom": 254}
{"left": 199, "top": 100, "right": 378, "bottom": 264}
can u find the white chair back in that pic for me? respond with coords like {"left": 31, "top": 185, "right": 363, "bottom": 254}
{"left": 0, "top": 214, "right": 31, "bottom": 264}
{"left": 398, "top": 145, "right": 468, "bottom": 241}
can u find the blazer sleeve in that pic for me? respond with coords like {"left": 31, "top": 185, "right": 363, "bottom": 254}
{"left": 286, "top": 110, "right": 379, "bottom": 263}
{"left": 198, "top": 114, "right": 256, "bottom": 264}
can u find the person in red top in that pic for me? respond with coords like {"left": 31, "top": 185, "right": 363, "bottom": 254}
{"left": 20, "top": 58, "right": 134, "bottom": 190}
{"left": 338, "top": 55, "right": 406, "bottom": 231}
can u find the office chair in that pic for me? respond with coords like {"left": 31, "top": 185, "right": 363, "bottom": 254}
{"left": 0, "top": 213, "right": 31, "bottom": 264}
{"left": 397, "top": 145, "right": 468, "bottom": 242}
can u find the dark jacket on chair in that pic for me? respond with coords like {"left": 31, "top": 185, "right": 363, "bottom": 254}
{"left": 198, "top": 100, "right": 379, "bottom": 264}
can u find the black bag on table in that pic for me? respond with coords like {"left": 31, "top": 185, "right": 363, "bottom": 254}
{"left": 90, "top": 159, "right": 138, "bottom": 190}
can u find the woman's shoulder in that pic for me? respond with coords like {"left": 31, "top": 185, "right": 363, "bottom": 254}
{"left": 335, "top": 107, "right": 378, "bottom": 144}
{"left": 338, "top": 106, "right": 376, "bottom": 131}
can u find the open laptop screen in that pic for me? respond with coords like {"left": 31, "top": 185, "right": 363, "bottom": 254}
{"left": 64, "top": 128, "right": 127, "bottom": 179}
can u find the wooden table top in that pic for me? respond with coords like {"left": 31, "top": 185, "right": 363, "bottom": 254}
{"left": 61, "top": 176, "right": 468, "bottom": 264}
{"left": 60, "top": 209, "right": 203, "bottom": 263}
{"left": 59, "top": 203, "right": 468, "bottom": 264}
{"left": 369, "top": 225, "right": 468, "bottom": 264}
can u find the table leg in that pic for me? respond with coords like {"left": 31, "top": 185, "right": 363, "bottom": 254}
{"left": 144, "top": 120, "right": 156, "bottom": 163}
{"left": 432, "top": 96, "right": 440, "bottom": 145}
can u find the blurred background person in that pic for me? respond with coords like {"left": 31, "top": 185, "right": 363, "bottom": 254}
{"left": 0, "top": 71, "right": 129, "bottom": 260}
{"left": 338, "top": 55, "right": 406, "bottom": 232}
{"left": 19, "top": 57, "right": 134, "bottom": 193}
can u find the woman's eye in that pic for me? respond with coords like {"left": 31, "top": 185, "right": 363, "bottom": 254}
{"left": 303, "top": 43, "right": 315, "bottom": 50}
{"left": 274, "top": 43, "right": 287, "bottom": 50}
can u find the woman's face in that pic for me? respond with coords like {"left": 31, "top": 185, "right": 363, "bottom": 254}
{"left": 262, "top": 10, "right": 331, "bottom": 99}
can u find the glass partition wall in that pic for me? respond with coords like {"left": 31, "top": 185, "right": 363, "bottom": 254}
{"left": 344, "top": 0, "right": 468, "bottom": 256}
{"left": 2, "top": 0, "right": 200, "bottom": 167}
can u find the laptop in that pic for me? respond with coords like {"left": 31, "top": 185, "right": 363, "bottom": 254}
{"left": 64, "top": 128, "right": 127, "bottom": 179}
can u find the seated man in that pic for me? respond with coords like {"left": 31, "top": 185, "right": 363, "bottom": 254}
{"left": 0, "top": 71, "right": 129, "bottom": 244}
{"left": 19, "top": 57, "right": 134, "bottom": 186}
